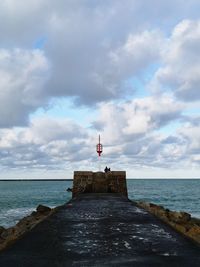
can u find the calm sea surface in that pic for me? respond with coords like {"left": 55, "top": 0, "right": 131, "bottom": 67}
{"left": 0, "top": 179, "right": 199, "bottom": 228}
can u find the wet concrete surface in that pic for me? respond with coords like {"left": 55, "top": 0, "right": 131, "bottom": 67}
{"left": 0, "top": 193, "right": 200, "bottom": 266}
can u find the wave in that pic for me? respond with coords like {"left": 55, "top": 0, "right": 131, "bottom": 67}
{"left": 0, "top": 207, "right": 35, "bottom": 228}
{"left": 191, "top": 213, "right": 200, "bottom": 219}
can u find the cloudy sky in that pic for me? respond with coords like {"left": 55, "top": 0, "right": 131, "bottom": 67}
{"left": 0, "top": 0, "right": 200, "bottom": 179}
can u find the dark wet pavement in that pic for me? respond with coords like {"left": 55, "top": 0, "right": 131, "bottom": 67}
{"left": 0, "top": 193, "right": 200, "bottom": 266}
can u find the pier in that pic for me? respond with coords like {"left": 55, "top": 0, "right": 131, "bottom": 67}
{"left": 0, "top": 172, "right": 200, "bottom": 266}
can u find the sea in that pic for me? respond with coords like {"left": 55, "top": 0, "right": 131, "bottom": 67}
{"left": 0, "top": 179, "right": 200, "bottom": 228}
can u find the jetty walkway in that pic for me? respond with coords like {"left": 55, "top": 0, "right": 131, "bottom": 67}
{"left": 0, "top": 193, "right": 200, "bottom": 266}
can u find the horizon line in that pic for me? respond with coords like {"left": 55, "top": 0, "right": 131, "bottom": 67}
{"left": 0, "top": 178, "right": 200, "bottom": 181}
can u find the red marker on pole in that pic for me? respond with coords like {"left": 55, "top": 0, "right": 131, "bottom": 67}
{"left": 96, "top": 135, "right": 103, "bottom": 157}
{"left": 96, "top": 135, "right": 103, "bottom": 171}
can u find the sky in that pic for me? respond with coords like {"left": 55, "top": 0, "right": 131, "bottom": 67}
{"left": 0, "top": 0, "right": 200, "bottom": 179}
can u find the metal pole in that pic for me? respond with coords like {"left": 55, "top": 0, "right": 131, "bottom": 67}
{"left": 98, "top": 155, "right": 101, "bottom": 172}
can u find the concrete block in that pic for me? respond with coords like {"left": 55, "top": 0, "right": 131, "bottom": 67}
{"left": 72, "top": 171, "right": 127, "bottom": 198}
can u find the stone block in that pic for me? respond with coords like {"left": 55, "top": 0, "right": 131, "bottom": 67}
{"left": 72, "top": 171, "right": 127, "bottom": 197}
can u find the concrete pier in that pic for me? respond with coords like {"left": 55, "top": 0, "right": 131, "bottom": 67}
{"left": 0, "top": 193, "right": 200, "bottom": 266}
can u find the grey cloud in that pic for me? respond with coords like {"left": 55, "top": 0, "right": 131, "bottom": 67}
{"left": 0, "top": 1, "right": 164, "bottom": 127}
{"left": 46, "top": 28, "right": 162, "bottom": 105}
{"left": 150, "top": 111, "right": 182, "bottom": 128}
{"left": 0, "top": 1, "right": 200, "bottom": 131}
{"left": 1, "top": 1, "right": 199, "bottom": 45}
{"left": 1, "top": 0, "right": 199, "bottom": 123}
{"left": 0, "top": 49, "right": 49, "bottom": 127}
{"left": 0, "top": 117, "right": 89, "bottom": 170}
{"left": 0, "top": 0, "right": 48, "bottom": 46}
{"left": 121, "top": 133, "right": 188, "bottom": 169}
{"left": 161, "top": 136, "right": 180, "bottom": 144}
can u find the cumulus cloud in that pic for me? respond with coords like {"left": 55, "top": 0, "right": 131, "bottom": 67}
{"left": 0, "top": 117, "right": 89, "bottom": 170}
{"left": 0, "top": 1, "right": 165, "bottom": 128}
{"left": 0, "top": 1, "right": 200, "bottom": 113}
{"left": 45, "top": 1, "right": 200, "bottom": 105}
{"left": 152, "top": 20, "right": 200, "bottom": 101}
{"left": 90, "top": 95, "right": 200, "bottom": 170}
{"left": 178, "top": 123, "right": 200, "bottom": 153}
{"left": 24, "top": 117, "right": 87, "bottom": 144}
{"left": 93, "top": 95, "right": 184, "bottom": 143}
{"left": 47, "top": 26, "right": 163, "bottom": 104}
{"left": 0, "top": 1, "right": 200, "bottom": 176}
{"left": 0, "top": 49, "right": 49, "bottom": 127}
{"left": 0, "top": 101, "right": 198, "bottom": 173}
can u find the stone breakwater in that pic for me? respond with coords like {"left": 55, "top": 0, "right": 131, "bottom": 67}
{"left": 0, "top": 198, "right": 200, "bottom": 257}
{"left": 0, "top": 205, "right": 57, "bottom": 251}
{"left": 1, "top": 194, "right": 200, "bottom": 266}
{"left": 136, "top": 201, "right": 200, "bottom": 245}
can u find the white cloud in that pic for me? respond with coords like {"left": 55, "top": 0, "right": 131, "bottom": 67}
{"left": 152, "top": 20, "right": 200, "bottom": 101}
{"left": 93, "top": 95, "right": 183, "bottom": 143}
{"left": 109, "top": 30, "right": 163, "bottom": 78}
{"left": 179, "top": 123, "right": 200, "bottom": 152}
{"left": 0, "top": 117, "right": 89, "bottom": 170}
{"left": 90, "top": 95, "right": 200, "bottom": 170}
{"left": 0, "top": 106, "right": 199, "bottom": 176}
{"left": 25, "top": 116, "right": 88, "bottom": 144}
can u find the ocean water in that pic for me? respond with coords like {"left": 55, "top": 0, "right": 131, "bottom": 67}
{"left": 0, "top": 180, "right": 72, "bottom": 228}
{"left": 127, "top": 179, "right": 200, "bottom": 219}
{"left": 0, "top": 179, "right": 199, "bottom": 228}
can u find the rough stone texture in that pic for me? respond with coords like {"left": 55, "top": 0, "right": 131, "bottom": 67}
{"left": 0, "top": 205, "right": 54, "bottom": 252}
{"left": 137, "top": 201, "right": 200, "bottom": 245}
{"left": 0, "top": 227, "right": 5, "bottom": 235}
{"left": 36, "top": 205, "right": 51, "bottom": 213}
{"left": 73, "top": 171, "right": 127, "bottom": 197}
{"left": 0, "top": 194, "right": 200, "bottom": 267}
{"left": 187, "top": 225, "right": 200, "bottom": 241}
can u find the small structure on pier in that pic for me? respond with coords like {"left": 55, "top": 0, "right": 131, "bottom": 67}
{"left": 72, "top": 171, "right": 127, "bottom": 198}
{"left": 72, "top": 135, "right": 127, "bottom": 198}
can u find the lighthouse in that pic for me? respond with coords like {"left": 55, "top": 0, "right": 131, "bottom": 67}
{"left": 96, "top": 135, "right": 103, "bottom": 157}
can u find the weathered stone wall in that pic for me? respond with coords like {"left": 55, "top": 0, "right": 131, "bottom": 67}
{"left": 0, "top": 205, "right": 55, "bottom": 252}
{"left": 136, "top": 201, "right": 200, "bottom": 246}
{"left": 72, "top": 171, "right": 127, "bottom": 198}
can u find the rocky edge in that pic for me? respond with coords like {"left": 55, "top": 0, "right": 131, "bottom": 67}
{"left": 1, "top": 201, "right": 200, "bottom": 252}
{"left": 0, "top": 205, "right": 57, "bottom": 251}
{"left": 136, "top": 201, "right": 200, "bottom": 245}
